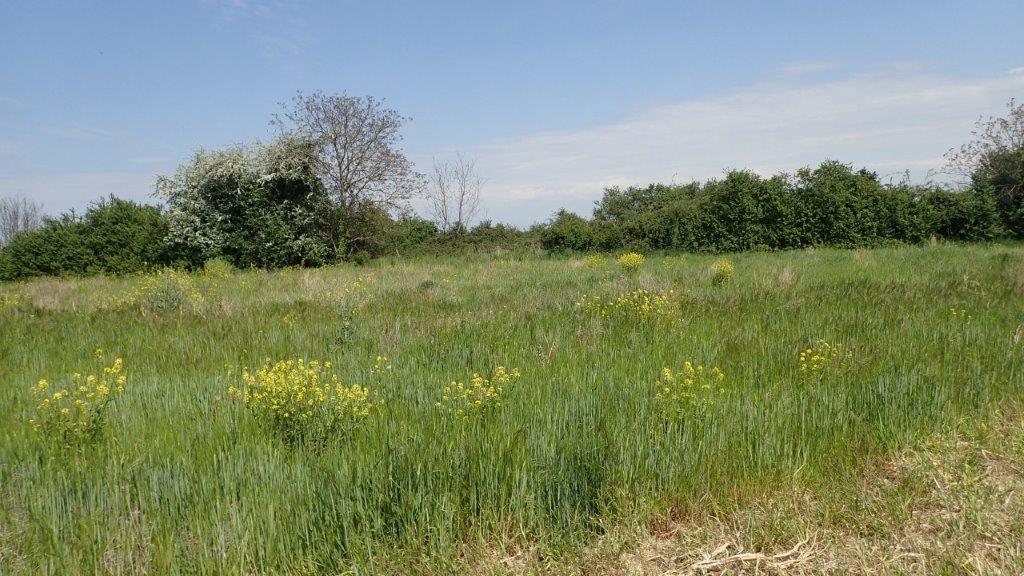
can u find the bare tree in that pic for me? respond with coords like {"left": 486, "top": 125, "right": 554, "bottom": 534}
{"left": 427, "top": 154, "right": 483, "bottom": 234}
{"left": 0, "top": 195, "right": 43, "bottom": 246}
{"left": 271, "top": 91, "right": 423, "bottom": 214}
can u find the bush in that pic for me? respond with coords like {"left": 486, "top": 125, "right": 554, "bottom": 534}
{"left": 539, "top": 210, "right": 594, "bottom": 251}
{"left": 710, "top": 258, "right": 734, "bottom": 285}
{"left": 922, "top": 186, "right": 1005, "bottom": 241}
{"left": 158, "top": 137, "right": 338, "bottom": 269}
{"left": 616, "top": 252, "right": 645, "bottom": 273}
{"left": 538, "top": 160, "right": 1014, "bottom": 256}
{"left": 120, "top": 269, "right": 204, "bottom": 315}
{"left": 28, "top": 352, "right": 127, "bottom": 448}
{"left": 0, "top": 197, "right": 169, "bottom": 281}
{"left": 229, "top": 359, "right": 375, "bottom": 445}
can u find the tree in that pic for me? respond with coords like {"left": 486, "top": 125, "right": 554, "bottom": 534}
{"left": 0, "top": 195, "right": 42, "bottom": 246}
{"left": 947, "top": 98, "right": 1024, "bottom": 237}
{"left": 271, "top": 91, "right": 423, "bottom": 215}
{"left": 427, "top": 154, "right": 483, "bottom": 234}
{"left": 539, "top": 210, "right": 594, "bottom": 252}
{"left": 156, "top": 136, "right": 337, "bottom": 269}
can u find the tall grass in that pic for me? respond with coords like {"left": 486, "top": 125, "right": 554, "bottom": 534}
{"left": 1, "top": 244, "right": 1023, "bottom": 574}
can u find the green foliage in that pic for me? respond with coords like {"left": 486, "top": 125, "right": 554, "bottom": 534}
{"left": 973, "top": 146, "right": 1024, "bottom": 237}
{"left": 538, "top": 161, "right": 1013, "bottom": 254}
{"left": 0, "top": 197, "right": 168, "bottom": 281}
{"left": 922, "top": 186, "right": 1005, "bottom": 241}
{"left": 540, "top": 209, "right": 595, "bottom": 251}
{"left": 948, "top": 98, "right": 1024, "bottom": 238}
{"left": 157, "top": 136, "right": 338, "bottom": 269}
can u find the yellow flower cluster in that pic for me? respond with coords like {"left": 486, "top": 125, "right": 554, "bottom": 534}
{"left": 799, "top": 340, "right": 850, "bottom": 375}
{"left": 616, "top": 252, "right": 646, "bottom": 273}
{"left": 949, "top": 308, "right": 973, "bottom": 320}
{"left": 0, "top": 292, "right": 22, "bottom": 311}
{"left": 711, "top": 258, "right": 734, "bottom": 286}
{"left": 436, "top": 366, "right": 520, "bottom": 420}
{"left": 118, "top": 269, "right": 204, "bottom": 314}
{"left": 229, "top": 358, "right": 374, "bottom": 443}
{"left": 28, "top": 351, "right": 126, "bottom": 445}
{"left": 582, "top": 254, "right": 606, "bottom": 269}
{"left": 577, "top": 289, "right": 677, "bottom": 322}
{"left": 654, "top": 362, "right": 726, "bottom": 416}
{"left": 202, "top": 257, "right": 235, "bottom": 278}
{"left": 371, "top": 355, "right": 393, "bottom": 376}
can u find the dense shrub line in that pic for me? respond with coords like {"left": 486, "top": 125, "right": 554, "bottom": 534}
{"left": 0, "top": 161, "right": 1019, "bottom": 281}
{"left": 0, "top": 195, "right": 540, "bottom": 281}
{"left": 540, "top": 162, "right": 1011, "bottom": 253}
{"left": 0, "top": 197, "right": 173, "bottom": 280}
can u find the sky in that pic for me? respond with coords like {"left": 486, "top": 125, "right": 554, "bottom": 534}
{"left": 1, "top": 1, "right": 1023, "bottom": 226}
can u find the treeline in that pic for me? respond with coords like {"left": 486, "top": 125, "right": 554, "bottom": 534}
{"left": 540, "top": 161, "right": 1012, "bottom": 252}
{"left": 0, "top": 196, "right": 536, "bottom": 281}
{"left": 1, "top": 97, "right": 1021, "bottom": 281}
{"left": 1, "top": 157, "right": 1014, "bottom": 282}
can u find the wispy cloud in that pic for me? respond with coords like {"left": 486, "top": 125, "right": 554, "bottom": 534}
{"left": 44, "top": 122, "right": 124, "bottom": 142}
{"left": 0, "top": 140, "right": 21, "bottom": 156}
{"left": 774, "top": 61, "right": 841, "bottom": 77}
{"left": 127, "top": 155, "right": 175, "bottom": 166}
{"left": 0, "top": 96, "right": 22, "bottom": 109}
{"left": 201, "top": 0, "right": 280, "bottom": 20}
{"left": 200, "top": 0, "right": 310, "bottom": 60}
{"left": 461, "top": 67, "right": 1024, "bottom": 224}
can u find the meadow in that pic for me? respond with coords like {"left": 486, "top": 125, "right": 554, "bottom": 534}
{"left": 2, "top": 244, "right": 1024, "bottom": 575}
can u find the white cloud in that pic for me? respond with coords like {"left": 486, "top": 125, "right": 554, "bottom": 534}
{"left": 462, "top": 68, "right": 1024, "bottom": 225}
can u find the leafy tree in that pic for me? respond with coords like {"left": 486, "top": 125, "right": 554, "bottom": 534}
{"left": 0, "top": 197, "right": 168, "bottom": 281}
{"left": 947, "top": 98, "right": 1024, "bottom": 237}
{"left": 157, "top": 136, "right": 337, "bottom": 269}
{"left": 78, "top": 196, "right": 170, "bottom": 274}
{"left": 539, "top": 210, "right": 594, "bottom": 252}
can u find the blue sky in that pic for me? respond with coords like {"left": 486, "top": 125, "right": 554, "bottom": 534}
{"left": 2, "top": 1, "right": 1023, "bottom": 225}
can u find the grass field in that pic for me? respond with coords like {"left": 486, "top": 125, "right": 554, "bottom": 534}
{"left": 2, "top": 244, "right": 1024, "bottom": 575}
